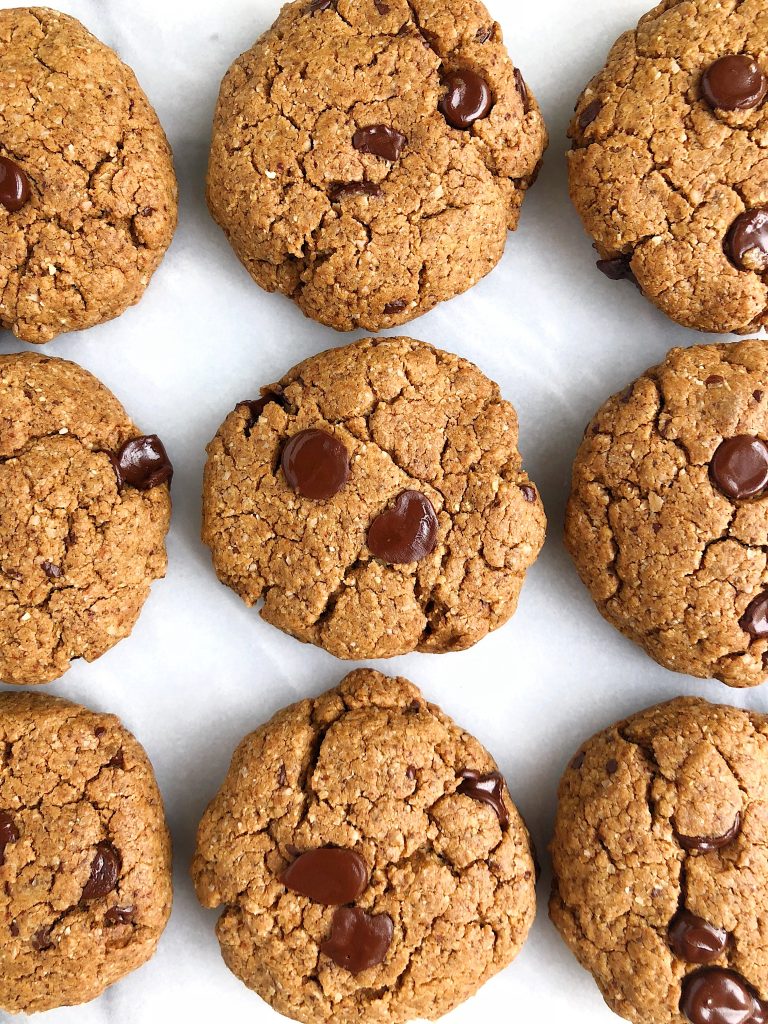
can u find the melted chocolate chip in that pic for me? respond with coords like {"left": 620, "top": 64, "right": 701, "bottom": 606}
{"left": 238, "top": 393, "right": 286, "bottom": 435}
{"left": 476, "top": 25, "right": 492, "bottom": 43}
{"left": 457, "top": 770, "right": 509, "bottom": 830}
{"left": 680, "top": 968, "right": 765, "bottom": 1024}
{"left": 597, "top": 255, "right": 637, "bottom": 284}
{"left": 321, "top": 907, "right": 393, "bottom": 974}
{"left": 281, "top": 429, "right": 350, "bottom": 500}
{"left": 520, "top": 484, "right": 537, "bottom": 502}
{"left": 578, "top": 99, "right": 602, "bottom": 130}
{"left": 0, "top": 811, "right": 19, "bottom": 866}
{"left": 367, "top": 490, "right": 438, "bottom": 564}
{"left": 675, "top": 812, "right": 741, "bottom": 853}
{"left": 105, "top": 905, "right": 135, "bottom": 926}
{"left": 439, "top": 69, "right": 493, "bottom": 129}
{"left": 702, "top": 54, "right": 768, "bottom": 112}
{"left": 82, "top": 842, "right": 121, "bottom": 901}
{"left": 725, "top": 209, "right": 768, "bottom": 271}
{"left": 514, "top": 67, "right": 528, "bottom": 110}
{"left": 280, "top": 847, "right": 368, "bottom": 905}
{"left": 571, "top": 751, "right": 586, "bottom": 770}
{"left": 107, "top": 749, "right": 125, "bottom": 769}
{"left": 330, "top": 181, "right": 382, "bottom": 201}
{"left": 306, "top": 0, "right": 334, "bottom": 11}
{"left": 374, "top": 0, "right": 390, "bottom": 13}
{"left": 740, "top": 593, "right": 768, "bottom": 638}
{"left": 41, "top": 561, "right": 62, "bottom": 579}
{"left": 705, "top": 375, "right": 725, "bottom": 386}
{"left": 710, "top": 436, "right": 768, "bottom": 500}
{"left": 31, "top": 926, "right": 53, "bottom": 951}
{"left": 0, "top": 156, "right": 31, "bottom": 212}
{"left": 114, "top": 436, "right": 173, "bottom": 491}
{"left": 277, "top": 764, "right": 288, "bottom": 787}
{"left": 352, "top": 125, "right": 407, "bottom": 162}
{"left": 384, "top": 298, "right": 408, "bottom": 315}
{"left": 669, "top": 909, "right": 729, "bottom": 964}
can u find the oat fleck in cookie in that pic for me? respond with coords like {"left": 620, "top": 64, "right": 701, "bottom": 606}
{"left": 569, "top": 0, "right": 768, "bottom": 334}
{"left": 0, "top": 692, "right": 172, "bottom": 1013}
{"left": 192, "top": 669, "right": 537, "bottom": 1024}
{"left": 0, "top": 353, "right": 172, "bottom": 685}
{"left": 551, "top": 698, "right": 768, "bottom": 1024}
{"left": 202, "top": 337, "right": 546, "bottom": 659}
{"left": 0, "top": 7, "right": 177, "bottom": 343}
{"left": 207, "top": 0, "right": 547, "bottom": 332}
{"left": 566, "top": 340, "right": 768, "bottom": 687}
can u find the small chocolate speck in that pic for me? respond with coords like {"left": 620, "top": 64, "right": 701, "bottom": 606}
{"left": 578, "top": 99, "right": 602, "bottom": 130}
{"left": 755, "top": 390, "right": 764, "bottom": 402}
{"left": 107, "top": 749, "right": 125, "bottom": 769}
{"left": 571, "top": 751, "right": 586, "bottom": 769}
{"left": 31, "top": 926, "right": 53, "bottom": 951}
{"left": 520, "top": 484, "right": 537, "bottom": 503}
{"left": 9, "top": 921, "right": 18, "bottom": 937}
{"left": 94, "top": 726, "right": 106, "bottom": 738}
{"left": 705, "top": 375, "right": 725, "bottom": 386}
{"left": 513, "top": 68, "right": 528, "bottom": 110}
{"left": 653, "top": 523, "right": 663, "bottom": 534}
{"left": 105, "top": 905, "right": 135, "bottom": 926}
{"left": 606, "top": 758, "right": 618, "bottom": 775}
{"left": 407, "top": 699, "right": 421, "bottom": 714}
{"left": 384, "top": 298, "right": 408, "bottom": 315}
{"left": 278, "top": 764, "right": 288, "bottom": 787}
{"left": 476, "top": 25, "right": 492, "bottom": 43}
{"left": 374, "top": 0, "right": 390, "bottom": 11}
{"left": 406, "top": 765, "right": 416, "bottom": 780}
{"left": 41, "top": 561, "right": 62, "bottom": 579}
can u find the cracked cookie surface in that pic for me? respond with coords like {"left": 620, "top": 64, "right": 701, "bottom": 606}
{"left": 192, "top": 669, "right": 537, "bottom": 1024}
{"left": 550, "top": 697, "right": 768, "bottom": 1024}
{"left": 201, "top": 336, "right": 546, "bottom": 659}
{"left": 569, "top": 0, "right": 768, "bottom": 334}
{"left": 0, "top": 352, "right": 172, "bottom": 685}
{"left": 0, "top": 7, "right": 177, "bottom": 344}
{"left": 566, "top": 340, "right": 768, "bottom": 687}
{"left": 207, "top": 0, "right": 546, "bottom": 332}
{"left": 0, "top": 691, "right": 172, "bottom": 1014}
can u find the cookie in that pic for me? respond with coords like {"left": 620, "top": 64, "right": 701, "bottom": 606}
{"left": 202, "top": 336, "right": 546, "bottom": 659}
{"left": 0, "top": 691, "right": 172, "bottom": 1013}
{"left": 569, "top": 0, "right": 768, "bottom": 334}
{"left": 0, "top": 352, "right": 173, "bottom": 685}
{"left": 0, "top": 7, "right": 177, "bottom": 344}
{"left": 207, "top": 0, "right": 546, "bottom": 333}
{"left": 565, "top": 339, "right": 768, "bottom": 687}
{"left": 550, "top": 697, "right": 768, "bottom": 1024}
{"left": 192, "top": 668, "right": 537, "bottom": 1024}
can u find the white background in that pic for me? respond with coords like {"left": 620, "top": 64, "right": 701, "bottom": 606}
{"left": 1, "top": 1, "right": 764, "bottom": 1022}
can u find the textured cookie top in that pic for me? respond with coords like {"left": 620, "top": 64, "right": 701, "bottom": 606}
{"left": 0, "top": 692, "right": 172, "bottom": 1014}
{"left": 0, "top": 7, "right": 177, "bottom": 343}
{"left": 569, "top": 0, "right": 768, "bottom": 334}
{"left": 550, "top": 698, "right": 768, "bottom": 1024}
{"left": 192, "top": 669, "right": 537, "bottom": 1024}
{"left": 566, "top": 339, "right": 768, "bottom": 687}
{"left": 202, "top": 337, "right": 545, "bottom": 659}
{"left": 0, "top": 353, "right": 172, "bottom": 685}
{"left": 207, "top": 0, "right": 546, "bottom": 332}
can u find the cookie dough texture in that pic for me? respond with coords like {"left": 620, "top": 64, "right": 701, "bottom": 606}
{"left": 207, "top": 0, "right": 547, "bottom": 332}
{"left": 0, "top": 692, "right": 172, "bottom": 1014}
{"left": 566, "top": 340, "right": 768, "bottom": 686}
{"left": 0, "top": 7, "right": 177, "bottom": 344}
{"left": 568, "top": 0, "right": 768, "bottom": 334}
{"left": 0, "top": 352, "right": 171, "bottom": 685}
{"left": 550, "top": 697, "right": 768, "bottom": 1024}
{"left": 192, "top": 669, "right": 537, "bottom": 1024}
{"left": 202, "top": 337, "right": 546, "bottom": 659}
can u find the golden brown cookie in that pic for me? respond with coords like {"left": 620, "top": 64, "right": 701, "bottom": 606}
{"left": 566, "top": 339, "right": 768, "bottom": 687}
{"left": 0, "top": 352, "right": 173, "bottom": 685}
{"left": 568, "top": 0, "right": 768, "bottom": 334}
{"left": 202, "top": 337, "right": 546, "bottom": 659}
{"left": 207, "top": 0, "right": 547, "bottom": 332}
{"left": 0, "top": 691, "right": 172, "bottom": 1014}
{"left": 192, "top": 669, "right": 537, "bottom": 1024}
{"left": 0, "top": 7, "right": 177, "bottom": 344}
{"left": 550, "top": 697, "right": 768, "bottom": 1024}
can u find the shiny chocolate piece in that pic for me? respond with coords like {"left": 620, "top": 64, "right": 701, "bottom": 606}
{"left": 352, "top": 125, "right": 407, "bottom": 162}
{"left": 306, "top": 0, "right": 334, "bottom": 12}
{"left": 330, "top": 181, "right": 382, "bottom": 201}
{"left": 367, "top": 490, "right": 438, "bottom": 563}
{"left": 669, "top": 909, "right": 729, "bottom": 964}
{"left": 0, "top": 156, "right": 31, "bottom": 212}
{"left": 597, "top": 255, "right": 637, "bottom": 284}
{"left": 280, "top": 847, "right": 368, "bottom": 905}
{"left": 457, "top": 769, "right": 509, "bottom": 830}
{"left": 281, "top": 428, "right": 350, "bottom": 500}
{"left": 725, "top": 209, "right": 768, "bottom": 271}
{"left": 680, "top": 968, "right": 765, "bottom": 1024}
{"left": 520, "top": 484, "right": 537, "bottom": 502}
{"left": 710, "top": 436, "right": 768, "bottom": 500}
{"left": 238, "top": 392, "right": 286, "bottom": 435}
{"left": 439, "top": 69, "right": 493, "bottom": 129}
{"left": 105, "top": 905, "right": 135, "bottom": 926}
{"left": 0, "top": 811, "right": 19, "bottom": 865}
{"left": 31, "top": 926, "right": 53, "bottom": 951}
{"left": 740, "top": 594, "right": 768, "bottom": 638}
{"left": 674, "top": 812, "right": 741, "bottom": 852}
{"left": 41, "top": 561, "right": 63, "bottom": 579}
{"left": 578, "top": 99, "right": 602, "bottom": 130}
{"left": 702, "top": 55, "right": 768, "bottom": 111}
{"left": 514, "top": 67, "right": 529, "bottom": 110}
{"left": 81, "top": 842, "right": 121, "bottom": 901}
{"left": 114, "top": 435, "right": 173, "bottom": 491}
{"left": 383, "top": 298, "right": 408, "bottom": 315}
{"left": 321, "top": 906, "right": 394, "bottom": 974}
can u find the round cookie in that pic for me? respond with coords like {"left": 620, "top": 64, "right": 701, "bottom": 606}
{"left": 569, "top": 0, "right": 768, "bottom": 334}
{"left": 207, "top": 0, "right": 546, "bottom": 333}
{"left": 0, "top": 691, "right": 172, "bottom": 1014}
{"left": 550, "top": 697, "right": 768, "bottom": 1024}
{"left": 192, "top": 668, "right": 537, "bottom": 1024}
{"left": 0, "top": 7, "right": 177, "bottom": 344}
{"left": 202, "top": 336, "right": 546, "bottom": 659}
{"left": 0, "top": 352, "right": 173, "bottom": 685}
{"left": 566, "top": 339, "right": 768, "bottom": 687}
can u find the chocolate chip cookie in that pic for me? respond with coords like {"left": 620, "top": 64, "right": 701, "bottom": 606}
{"left": 202, "top": 337, "right": 546, "bottom": 659}
{"left": 192, "top": 668, "right": 537, "bottom": 1024}
{"left": 551, "top": 697, "right": 768, "bottom": 1024}
{"left": 569, "top": 0, "right": 768, "bottom": 334}
{"left": 566, "top": 339, "right": 768, "bottom": 687}
{"left": 0, "top": 352, "right": 173, "bottom": 685}
{"left": 207, "top": 0, "right": 546, "bottom": 332}
{"left": 0, "top": 691, "right": 172, "bottom": 1013}
{"left": 0, "top": 7, "right": 177, "bottom": 343}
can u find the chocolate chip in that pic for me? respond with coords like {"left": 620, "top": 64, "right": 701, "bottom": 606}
{"left": 740, "top": 593, "right": 768, "bottom": 638}
{"left": 606, "top": 758, "right": 618, "bottom": 775}
{"left": 596, "top": 255, "right": 637, "bottom": 284}
{"left": 520, "top": 484, "right": 537, "bottom": 502}
{"left": 513, "top": 67, "right": 528, "bottom": 110}
{"left": 407, "top": 699, "right": 421, "bottom": 714}
{"left": 0, "top": 156, "right": 31, "bottom": 212}
{"left": 374, "top": 0, "right": 390, "bottom": 12}
{"left": 439, "top": 69, "right": 493, "bottom": 129}
{"left": 578, "top": 99, "right": 602, "bottom": 130}
{"left": 0, "top": 811, "right": 19, "bottom": 866}
{"left": 755, "top": 391, "right": 764, "bottom": 402}
{"left": 571, "top": 751, "right": 586, "bottom": 770}
{"left": 701, "top": 54, "right": 768, "bottom": 111}
{"left": 406, "top": 764, "right": 417, "bottom": 780}
{"left": 9, "top": 920, "right": 18, "bottom": 937}
{"left": 675, "top": 812, "right": 741, "bottom": 852}
{"left": 114, "top": 435, "right": 173, "bottom": 491}
{"left": 281, "top": 429, "right": 350, "bottom": 500}
{"left": 94, "top": 726, "right": 107, "bottom": 737}
{"left": 352, "top": 125, "right": 407, "bottom": 162}
{"left": 31, "top": 926, "right": 53, "bottom": 951}
{"left": 82, "top": 842, "right": 121, "bottom": 901}
{"left": 476, "top": 25, "right": 492, "bottom": 43}
{"left": 280, "top": 847, "right": 368, "bottom": 905}
{"left": 330, "top": 181, "right": 382, "bottom": 201}
{"left": 238, "top": 393, "right": 286, "bottom": 436}
{"left": 680, "top": 968, "right": 765, "bottom": 1024}
{"left": 725, "top": 209, "right": 768, "bottom": 271}
{"left": 306, "top": 0, "right": 334, "bottom": 11}
{"left": 705, "top": 375, "right": 725, "bottom": 386}
{"left": 710, "top": 436, "right": 768, "bottom": 500}
{"left": 367, "top": 490, "right": 438, "bottom": 564}
{"left": 669, "top": 909, "right": 729, "bottom": 964}
{"left": 457, "top": 770, "right": 509, "bottom": 830}
{"left": 383, "top": 298, "right": 408, "bottom": 315}
{"left": 107, "top": 749, "right": 125, "bottom": 769}
{"left": 41, "top": 561, "right": 62, "bottom": 579}
{"left": 321, "top": 906, "right": 393, "bottom": 974}
{"left": 105, "top": 905, "right": 135, "bottom": 926}
{"left": 277, "top": 764, "right": 288, "bottom": 787}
